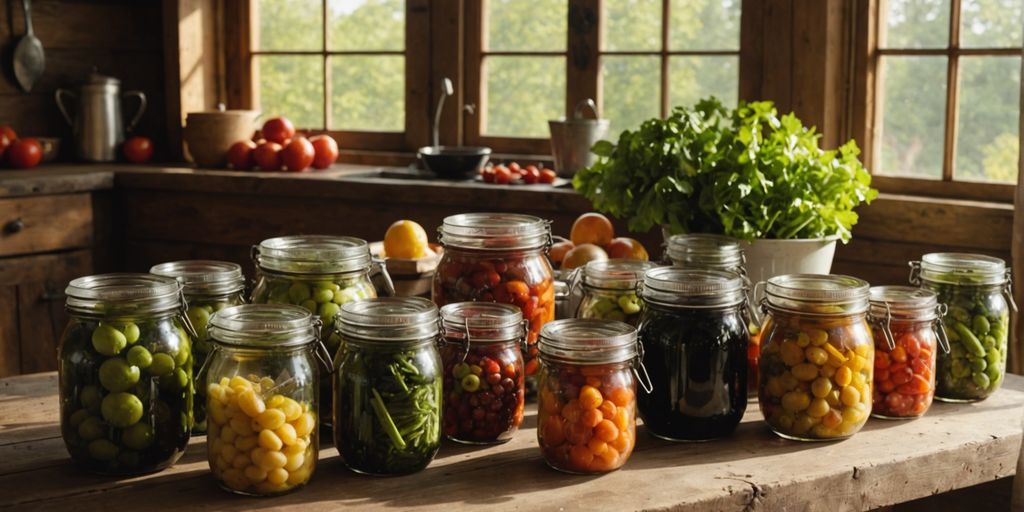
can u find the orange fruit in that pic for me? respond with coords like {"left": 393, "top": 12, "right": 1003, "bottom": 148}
{"left": 605, "top": 237, "right": 649, "bottom": 261}
{"left": 570, "top": 213, "right": 615, "bottom": 246}
{"left": 561, "top": 243, "right": 608, "bottom": 270}
{"left": 549, "top": 241, "right": 574, "bottom": 265}
{"left": 383, "top": 220, "right": 428, "bottom": 259}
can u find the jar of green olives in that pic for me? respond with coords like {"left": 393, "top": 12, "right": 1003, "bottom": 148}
{"left": 575, "top": 259, "right": 658, "bottom": 327}
{"left": 910, "top": 253, "right": 1016, "bottom": 402}
{"left": 58, "top": 274, "right": 194, "bottom": 475}
{"left": 150, "top": 260, "right": 246, "bottom": 433}
{"left": 334, "top": 297, "right": 442, "bottom": 476}
{"left": 204, "top": 304, "right": 328, "bottom": 496}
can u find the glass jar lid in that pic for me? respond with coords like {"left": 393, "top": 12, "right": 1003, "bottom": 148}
{"left": 339, "top": 297, "right": 439, "bottom": 343}
{"left": 150, "top": 260, "right": 245, "bottom": 297}
{"left": 641, "top": 267, "right": 746, "bottom": 307}
{"left": 665, "top": 233, "right": 744, "bottom": 271}
{"left": 209, "top": 304, "right": 317, "bottom": 348}
{"left": 766, "top": 274, "right": 870, "bottom": 315}
{"left": 539, "top": 319, "right": 638, "bottom": 365}
{"left": 915, "top": 252, "right": 1008, "bottom": 286}
{"left": 438, "top": 213, "right": 550, "bottom": 251}
{"left": 440, "top": 302, "right": 524, "bottom": 344}
{"left": 66, "top": 273, "right": 182, "bottom": 316}
{"left": 582, "top": 259, "right": 659, "bottom": 290}
{"left": 254, "top": 235, "right": 372, "bottom": 275}
{"left": 869, "top": 286, "right": 939, "bottom": 321}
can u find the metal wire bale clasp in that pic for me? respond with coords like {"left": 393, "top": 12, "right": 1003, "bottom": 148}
{"left": 869, "top": 301, "right": 896, "bottom": 351}
{"left": 177, "top": 289, "right": 200, "bottom": 341}
{"left": 908, "top": 260, "right": 922, "bottom": 286}
{"left": 1003, "top": 269, "right": 1018, "bottom": 313}
{"left": 934, "top": 303, "right": 951, "bottom": 354}
{"left": 311, "top": 317, "right": 336, "bottom": 374}
{"left": 632, "top": 340, "right": 654, "bottom": 394}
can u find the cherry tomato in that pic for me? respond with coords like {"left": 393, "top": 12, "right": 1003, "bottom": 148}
{"left": 6, "top": 138, "right": 42, "bottom": 169}
{"left": 252, "top": 141, "right": 283, "bottom": 171}
{"left": 310, "top": 134, "right": 339, "bottom": 169}
{"left": 226, "top": 140, "right": 256, "bottom": 170}
{"left": 494, "top": 166, "right": 512, "bottom": 184}
{"left": 122, "top": 136, "right": 154, "bottom": 163}
{"left": 281, "top": 137, "right": 315, "bottom": 172}
{"left": 261, "top": 117, "right": 295, "bottom": 144}
{"left": 539, "top": 169, "right": 557, "bottom": 184}
{"left": 481, "top": 166, "right": 496, "bottom": 183}
{"left": 522, "top": 166, "right": 540, "bottom": 184}
{"left": 508, "top": 162, "right": 521, "bottom": 173}
{"left": 0, "top": 125, "right": 15, "bottom": 160}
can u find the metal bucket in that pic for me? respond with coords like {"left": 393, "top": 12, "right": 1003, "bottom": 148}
{"left": 548, "top": 99, "right": 610, "bottom": 178}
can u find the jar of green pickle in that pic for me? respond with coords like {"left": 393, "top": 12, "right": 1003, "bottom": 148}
{"left": 150, "top": 260, "right": 246, "bottom": 432}
{"left": 58, "top": 274, "right": 193, "bottom": 475}
{"left": 757, "top": 274, "right": 873, "bottom": 441}
{"left": 334, "top": 297, "right": 442, "bottom": 476}
{"left": 910, "top": 253, "right": 1015, "bottom": 402}
{"left": 574, "top": 259, "right": 658, "bottom": 326}
{"left": 204, "top": 304, "right": 328, "bottom": 496}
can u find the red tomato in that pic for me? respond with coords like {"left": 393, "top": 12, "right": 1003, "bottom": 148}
{"left": 122, "top": 136, "right": 154, "bottom": 163}
{"left": 522, "top": 166, "right": 540, "bottom": 184}
{"left": 539, "top": 169, "right": 557, "bottom": 184}
{"left": 309, "top": 134, "right": 339, "bottom": 169}
{"left": 226, "top": 140, "right": 257, "bottom": 170}
{"left": 261, "top": 117, "right": 295, "bottom": 144}
{"left": 6, "top": 138, "right": 41, "bottom": 169}
{"left": 481, "top": 166, "right": 496, "bottom": 183}
{"left": 252, "top": 141, "right": 283, "bottom": 171}
{"left": 281, "top": 137, "right": 315, "bottom": 172}
{"left": 494, "top": 166, "right": 512, "bottom": 184}
{"left": 508, "top": 162, "right": 521, "bottom": 173}
{"left": 0, "top": 125, "right": 15, "bottom": 160}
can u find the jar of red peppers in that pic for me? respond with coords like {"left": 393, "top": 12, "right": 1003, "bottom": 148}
{"left": 439, "top": 302, "right": 526, "bottom": 444}
{"left": 868, "top": 286, "right": 948, "bottom": 419}
{"left": 432, "top": 213, "right": 555, "bottom": 378}
{"left": 536, "top": 319, "right": 650, "bottom": 474}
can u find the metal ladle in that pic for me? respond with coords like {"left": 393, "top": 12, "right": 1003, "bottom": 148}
{"left": 13, "top": 0, "right": 45, "bottom": 92}
{"left": 433, "top": 78, "right": 454, "bottom": 147}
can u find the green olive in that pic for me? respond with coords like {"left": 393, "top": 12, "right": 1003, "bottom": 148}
{"left": 122, "top": 422, "right": 155, "bottom": 450}
{"left": 87, "top": 438, "right": 119, "bottom": 461}
{"left": 169, "top": 368, "right": 189, "bottom": 390}
{"left": 300, "top": 299, "right": 318, "bottom": 313}
{"left": 91, "top": 324, "right": 127, "bottom": 356}
{"left": 319, "top": 302, "right": 340, "bottom": 326}
{"left": 460, "top": 374, "right": 481, "bottom": 392}
{"left": 98, "top": 358, "right": 140, "bottom": 392}
{"left": 68, "top": 409, "right": 91, "bottom": 429}
{"left": 148, "top": 353, "right": 176, "bottom": 377}
{"left": 101, "top": 392, "right": 144, "bottom": 428}
{"left": 332, "top": 287, "right": 360, "bottom": 305}
{"left": 78, "top": 416, "right": 106, "bottom": 441}
{"left": 288, "top": 282, "right": 311, "bottom": 303}
{"left": 186, "top": 307, "right": 212, "bottom": 340}
{"left": 127, "top": 346, "right": 153, "bottom": 369}
{"left": 121, "top": 323, "right": 141, "bottom": 344}
{"left": 80, "top": 385, "right": 103, "bottom": 412}
{"left": 312, "top": 287, "right": 334, "bottom": 304}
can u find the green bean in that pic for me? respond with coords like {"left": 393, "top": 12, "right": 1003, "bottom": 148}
{"left": 371, "top": 388, "right": 407, "bottom": 450}
{"left": 953, "top": 322, "right": 985, "bottom": 357}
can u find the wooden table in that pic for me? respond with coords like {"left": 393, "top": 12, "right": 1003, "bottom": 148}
{"left": 3, "top": 372, "right": 1022, "bottom": 511}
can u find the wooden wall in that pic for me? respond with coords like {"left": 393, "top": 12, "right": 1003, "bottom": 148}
{"left": 0, "top": 0, "right": 166, "bottom": 158}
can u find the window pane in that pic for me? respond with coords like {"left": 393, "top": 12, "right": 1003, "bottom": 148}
{"left": 603, "top": 56, "right": 660, "bottom": 134}
{"left": 669, "top": 56, "right": 738, "bottom": 110}
{"left": 329, "top": 56, "right": 404, "bottom": 132}
{"left": 483, "top": 56, "right": 566, "bottom": 137}
{"left": 955, "top": 56, "right": 1021, "bottom": 183}
{"left": 604, "top": 0, "right": 661, "bottom": 52}
{"left": 328, "top": 0, "right": 404, "bottom": 51}
{"left": 879, "top": 0, "right": 949, "bottom": 48}
{"left": 960, "top": 0, "right": 1024, "bottom": 48}
{"left": 670, "top": 0, "right": 740, "bottom": 51}
{"left": 255, "top": 0, "right": 322, "bottom": 51}
{"left": 256, "top": 56, "right": 324, "bottom": 129}
{"left": 875, "top": 56, "right": 947, "bottom": 179}
{"left": 486, "top": 0, "right": 567, "bottom": 52}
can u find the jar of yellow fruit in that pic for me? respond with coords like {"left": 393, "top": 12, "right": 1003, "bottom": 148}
{"left": 203, "top": 304, "right": 330, "bottom": 496}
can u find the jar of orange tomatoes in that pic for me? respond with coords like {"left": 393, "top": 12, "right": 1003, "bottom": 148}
{"left": 868, "top": 286, "right": 948, "bottom": 419}
{"left": 757, "top": 274, "right": 873, "bottom": 441}
{"left": 432, "top": 213, "right": 555, "bottom": 378}
{"left": 536, "top": 319, "right": 649, "bottom": 474}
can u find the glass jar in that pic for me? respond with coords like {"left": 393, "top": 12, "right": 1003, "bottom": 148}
{"left": 439, "top": 302, "right": 526, "bottom": 444}
{"left": 251, "top": 235, "right": 383, "bottom": 426}
{"left": 334, "top": 297, "right": 442, "bottom": 475}
{"left": 204, "top": 304, "right": 325, "bottom": 496}
{"left": 868, "top": 286, "right": 948, "bottom": 419}
{"left": 536, "top": 319, "right": 648, "bottom": 474}
{"left": 58, "top": 274, "right": 193, "bottom": 475}
{"left": 433, "top": 213, "right": 555, "bottom": 377}
{"left": 575, "top": 259, "right": 659, "bottom": 326}
{"left": 910, "top": 253, "right": 1015, "bottom": 402}
{"left": 636, "top": 268, "right": 749, "bottom": 441}
{"left": 150, "top": 260, "right": 246, "bottom": 433}
{"left": 757, "top": 274, "right": 873, "bottom": 441}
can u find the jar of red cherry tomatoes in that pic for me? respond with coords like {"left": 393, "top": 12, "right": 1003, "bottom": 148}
{"left": 439, "top": 302, "right": 527, "bottom": 444}
{"left": 536, "top": 319, "right": 651, "bottom": 474}
{"left": 433, "top": 213, "right": 556, "bottom": 378}
{"left": 868, "top": 286, "right": 948, "bottom": 419}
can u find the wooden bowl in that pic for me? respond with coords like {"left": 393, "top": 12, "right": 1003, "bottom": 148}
{"left": 183, "top": 110, "right": 259, "bottom": 168}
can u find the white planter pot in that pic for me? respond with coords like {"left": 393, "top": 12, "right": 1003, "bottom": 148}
{"left": 741, "top": 238, "right": 838, "bottom": 286}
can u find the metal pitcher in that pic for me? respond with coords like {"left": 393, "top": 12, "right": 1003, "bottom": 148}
{"left": 548, "top": 99, "right": 610, "bottom": 178}
{"left": 56, "top": 72, "right": 146, "bottom": 162}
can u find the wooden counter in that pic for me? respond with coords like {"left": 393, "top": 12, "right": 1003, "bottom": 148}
{"left": 2, "top": 371, "right": 1021, "bottom": 511}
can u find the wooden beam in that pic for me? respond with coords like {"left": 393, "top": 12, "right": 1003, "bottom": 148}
{"left": 1011, "top": 54, "right": 1024, "bottom": 375}
{"left": 567, "top": 0, "right": 601, "bottom": 118}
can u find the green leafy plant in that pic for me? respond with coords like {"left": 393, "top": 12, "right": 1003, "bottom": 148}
{"left": 572, "top": 97, "right": 878, "bottom": 242}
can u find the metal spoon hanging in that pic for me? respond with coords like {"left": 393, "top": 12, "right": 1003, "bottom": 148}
{"left": 13, "top": 0, "right": 45, "bottom": 92}
{"left": 432, "top": 78, "right": 454, "bottom": 148}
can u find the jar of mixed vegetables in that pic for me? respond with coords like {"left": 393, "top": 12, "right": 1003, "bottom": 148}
{"left": 910, "top": 253, "right": 1015, "bottom": 402}
{"left": 204, "top": 304, "right": 326, "bottom": 496}
{"left": 334, "top": 297, "right": 442, "bottom": 476}
{"left": 150, "top": 260, "right": 246, "bottom": 433}
{"left": 536, "top": 319, "right": 649, "bottom": 474}
{"left": 439, "top": 302, "right": 526, "bottom": 444}
{"left": 575, "top": 259, "right": 658, "bottom": 326}
{"left": 867, "top": 286, "right": 948, "bottom": 419}
{"left": 636, "top": 268, "right": 749, "bottom": 441}
{"left": 758, "top": 274, "right": 873, "bottom": 441}
{"left": 251, "top": 235, "right": 385, "bottom": 426}
{"left": 433, "top": 213, "right": 555, "bottom": 377}
{"left": 58, "top": 274, "right": 193, "bottom": 475}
